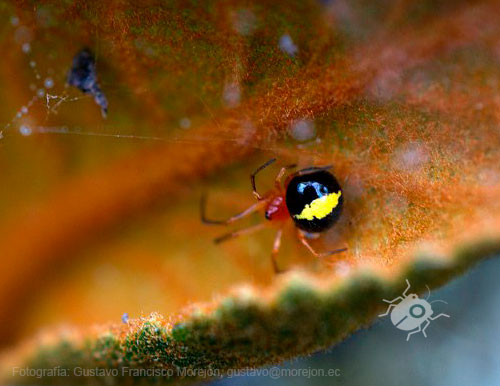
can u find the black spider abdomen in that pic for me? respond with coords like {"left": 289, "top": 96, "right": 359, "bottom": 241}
{"left": 285, "top": 169, "right": 343, "bottom": 233}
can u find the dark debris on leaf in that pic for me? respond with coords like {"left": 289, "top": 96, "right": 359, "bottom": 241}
{"left": 67, "top": 48, "right": 108, "bottom": 118}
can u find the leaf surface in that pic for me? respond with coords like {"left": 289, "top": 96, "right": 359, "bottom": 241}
{"left": 0, "top": 0, "right": 500, "bottom": 384}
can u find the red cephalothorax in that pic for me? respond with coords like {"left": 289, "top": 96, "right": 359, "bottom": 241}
{"left": 265, "top": 194, "right": 289, "bottom": 221}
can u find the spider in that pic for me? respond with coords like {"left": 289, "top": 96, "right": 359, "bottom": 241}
{"left": 201, "top": 159, "right": 347, "bottom": 273}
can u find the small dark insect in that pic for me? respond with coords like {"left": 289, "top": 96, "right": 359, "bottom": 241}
{"left": 201, "top": 159, "right": 347, "bottom": 273}
{"left": 67, "top": 48, "right": 108, "bottom": 118}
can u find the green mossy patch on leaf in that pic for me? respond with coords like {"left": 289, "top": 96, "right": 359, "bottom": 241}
{"left": 5, "top": 236, "right": 499, "bottom": 385}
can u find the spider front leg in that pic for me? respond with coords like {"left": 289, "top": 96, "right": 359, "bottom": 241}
{"left": 251, "top": 158, "right": 276, "bottom": 200}
{"left": 270, "top": 228, "right": 285, "bottom": 274}
{"left": 214, "top": 223, "right": 267, "bottom": 244}
{"left": 297, "top": 230, "right": 347, "bottom": 258}
{"left": 293, "top": 164, "right": 333, "bottom": 177}
{"left": 201, "top": 194, "right": 267, "bottom": 225}
{"left": 274, "top": 164, "right": 297, "bottom": 190}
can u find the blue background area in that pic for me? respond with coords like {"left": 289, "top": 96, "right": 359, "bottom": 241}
{"left": 211, "top": 256, "right": 500, "bottom": 386}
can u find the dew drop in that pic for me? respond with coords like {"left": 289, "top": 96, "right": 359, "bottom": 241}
{"left": 279, "top": 34, "right": 298, "bottom": 57}
{"left": 392, "top": 141, "right": 429, "bottom": 171}
{"left": 344, "top": 175, "right": 365, "bottom": 198}
{"left": 478, "top": 168, "right": 500, "bottom": 187}
{"left": 232, "top": 8, "right": 257, "bottom": 36}
{"left": 19, "top": 125, "right": 32, "bottom": 136}
{"left": 37, "top": 88, "right": 45, "bottom": 98}
{"left": 290, "top": 118, "right": 316, "bottom": 142}
{"left": 36, "top": 7, "right": 53, "bottom": 28}
{"left": 20, "top": 106, "right": 28, "bottom": 114}
{"left": 44, "top": 77, "right": 54, "bottom": 89}
{"left": 334, "top": 261, "right": 351, "bottom": 277}
{"left": 29, "top": 60, "right": 36, "bottom": 68}
{"left": 10, "top": 16, "right": 20, "bottom": 26}
{"left": 368, "top": 69, "right": 402, "bottom": 101}
{"left": 237, "top": 119, "right": 256, "bottom": 145}
{"left": 21, "top": 42, "right": 31, "bottom": 53}
{"left": 121, "top": 313, "right": 129, "bottom": 324}
{"left": 179, "top": 117, "right": 191, "bottom": 129}
{"left": 14, "top": 26, "right": 32, "bottom": 45}
{"left": 223, "top": 82, "right": 241, "bottom": 108}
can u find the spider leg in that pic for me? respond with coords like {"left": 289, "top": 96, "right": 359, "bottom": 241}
{"left": 294, "top": 165, "right": 333, "bottom": 177}
{"left": 270, "top": 228, "right": 285, "bottom": 274}
{"left": 251, "top": 158, "right": 276, "bottom": 200}
{"left": 274, "top": 164, "right": 297, "bottom": 190}
{"left": 201, "top": 194, "right": 267, "bottom": 225}
{"left": 214, "top": 223, "right": 267, "bottom": 244}
{"left": 297, "top": 230, "right": 347, "bottom": 258}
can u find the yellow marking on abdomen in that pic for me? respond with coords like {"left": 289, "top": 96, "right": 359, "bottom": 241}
{"left": 294, "top": 191, "right": 341, "bottom": 221}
